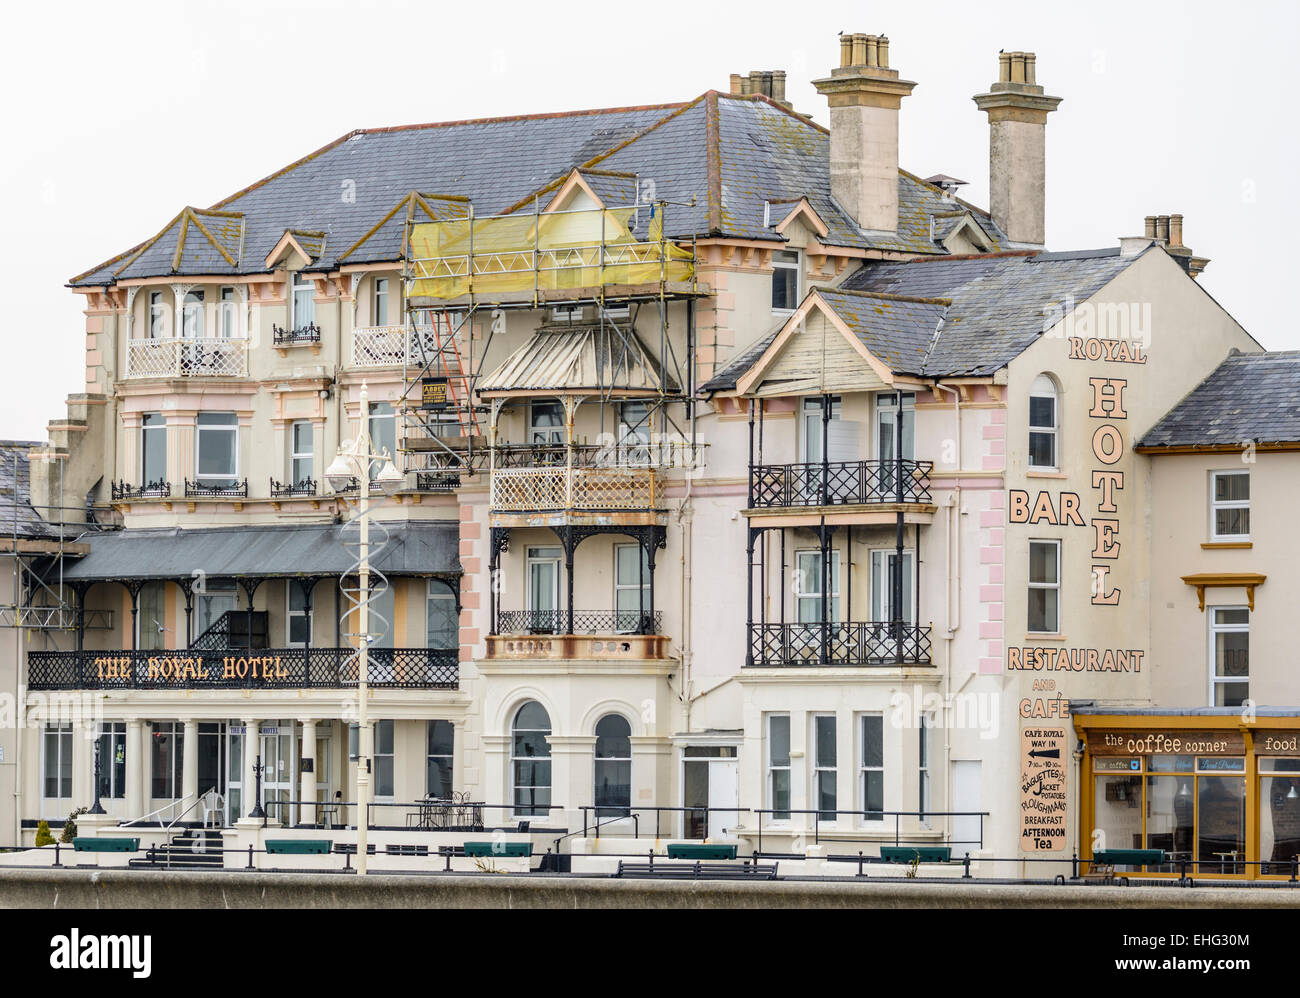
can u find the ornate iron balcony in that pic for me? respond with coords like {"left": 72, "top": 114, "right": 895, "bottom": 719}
{"left": 272, "top": 322, "right": 322, "bottom": 346}
{"left": 270, "top": 477, "right": 318, "bottom": 498}
{"left": 184, "top": 478, "right": 249, "bottom": 499}
{"left": 495, "top": 608, "right": 663, "bottom": 636}
{"left": 747, "top": 621, "right": 932, "bottom": 667}
{"left": 749, "top": 459, "right": 934, "bottom": 507}
{"left": 27, "top": 647, "right": 458, "bottom": 690}
{"left": 111, "top": 479, "right": 172, "bottom": 501}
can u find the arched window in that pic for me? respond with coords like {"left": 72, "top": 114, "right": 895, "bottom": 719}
{"left": 1028, "top": 374, "right": 1058, "bottom": 470}
{"left": 512, "top": 701, "right": 551, "bottom": 817}
{"left": 593, "top": 714, "right": 632, "bottom": 817}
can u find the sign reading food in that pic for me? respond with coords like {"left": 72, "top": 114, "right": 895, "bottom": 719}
{"left": 1021, "top": 726, "right": 1068, "bottom": 851}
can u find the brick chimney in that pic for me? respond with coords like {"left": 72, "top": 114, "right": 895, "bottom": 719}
{"left": 812, "top": 32, "right": 916, "bottom": 233}
{"left": 1142, "top": 212, "right": 1210, "bottom": 277}
{"left": 972, "top": 51, "right": 1062, "bottom": 245}
{"left": 730, "top": 70, "right": 790, "bottom": 109}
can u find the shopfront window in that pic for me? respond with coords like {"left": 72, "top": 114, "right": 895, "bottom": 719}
{"left": 1260, "top": 757, "right": 1300, "bottom": 874}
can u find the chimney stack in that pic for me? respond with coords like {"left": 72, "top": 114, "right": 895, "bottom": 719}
{"left": 812, "top": 32, "right": 916, "bottom": 233}
{"left": 729, "top": 69, "right": 790, "bottom": 109}
{"left": 972, "top": 51, "right": 1062, "bottom": 245}
{"left": 1139, "top": 212, "right": 1209, "bottom": 277}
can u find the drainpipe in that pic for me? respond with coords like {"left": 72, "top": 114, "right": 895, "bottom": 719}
{"left": 13, "top": 566, "right": 24, "bottom": 847}
{"left": 931, "top": 380, "right": 964, "bottom": 846}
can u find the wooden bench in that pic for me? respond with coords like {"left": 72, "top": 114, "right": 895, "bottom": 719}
{"left": 666, "top": 843, "right": 737, "bottom": 860}
{"left": 616, "top": 860, "right": 778, "bottom": 881}
{"left": 266, "top": 839, "right": 332, "bottom": 855}
{"left": 1086, "top": 848, "right": 1166, "bottom": 883}
{"left": 463, "top": 841, "right": 532, "bottom": 858}
{"left": 879, "top": 846, "right": 952, "bottom": 864}
{"left": 72, "top": 837, "right": 139, "bottom": 853}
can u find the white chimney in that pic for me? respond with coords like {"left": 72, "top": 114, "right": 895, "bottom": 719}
{"left": 812, "top": 32, "right": 916, "bottom": 234}
{"left": 972, "top": 51, "right": 1062, "bottom": 246}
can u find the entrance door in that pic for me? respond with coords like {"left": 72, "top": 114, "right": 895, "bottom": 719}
{"left": 952, "top": 760, "right": 982, "bottom": 855}
{"left": 260, "top": 721, "right": 296, "bottom": 825}
{"left": 225, "top": 723, "right": 243, "bottom": 823}
{"left": 197, "top": 723, "right": 226, "bottom": 824}
{"left": 682, "top": 747, "right": 739, "bottom": 840}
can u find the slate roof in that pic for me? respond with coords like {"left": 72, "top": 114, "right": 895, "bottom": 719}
{"left": 0, "top": 441, "right": 48, "bottom": 539}
{"left": 72, "top": 93, "right": 1005, "bottom": 287}
{"left": 816, "top": 289, "right": 948, "bottom": 375}
{"left": 62, "top": 522, "right": 461, "bottom": 581}
{"left": 1137, "top": 351, "right": 1300, "bottom": 448}
{"left": 703, "top": 247, "right": 1147, "bottom": 390}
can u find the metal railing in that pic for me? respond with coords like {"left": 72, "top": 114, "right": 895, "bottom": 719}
{"left": 351, "top": 325, "right": 455, "bottom": 369}
{"left": 496, "top": 608, "right": 662, "bottom": 636}
{"left": 125, "top": 336, "right": 248, "bottom": 378}
{"left": 111, "top": 479, "right": 172, "bottom": 501}
{"left": 490, "top": 465, "right": 659, "bottom": 512}
{"left": 749, "top": 458, "right": 934, "bottom": 507}
{"left": 751, "top": 808, "right": 988, "bottom": 854}
{"left": 26, "top": 647, "right": 459, "bottom": 690}
{"left": 270, "top": 477, "right": 317, "bottom": 498}
{"left": 748, "top": 621, "right": 932, "bottom": 666}
{"left": 272, "top": 322, "right": 321, "bottom": 346}
{"left": 184, "top": 478, "right": 249, "bottom": 499}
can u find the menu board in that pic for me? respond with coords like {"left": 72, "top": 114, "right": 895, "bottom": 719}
{"left": 1021, "top": 727, "right": 1068, "bottom": 852}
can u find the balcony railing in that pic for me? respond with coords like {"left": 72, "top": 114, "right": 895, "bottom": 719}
{"left": 272, "top": 322, "right": 321, "bottom": 346}
{"left": 27, "top": 648, "right": 458, "bottom": 690}
{"left": 747, "top": 621, "right": 932, "bottom": 667}
{"left": 749, "top": 459, "right": 934, "bottom": 507}
{"left": 125, "top": 336, "right": 248, "bottom": 378}
{"left": 184, "top": 478, "right": 249, "bottom": 499}
{"left": 270, "top": 477, "right": 317, "bottom": 498}
{"left": 490, "top": 466, "right": 659, "bottom": 512}
{"left": 496, "top": 608, "right": 663, "bottom": 636}
{"left": 111, "top": 479, "right": 172, "bottom": 501}
{"left": 350, "top": 325, "right": 451, "bottom": 368}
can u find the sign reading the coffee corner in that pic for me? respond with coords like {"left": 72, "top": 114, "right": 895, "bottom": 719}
{"left": 1090, "top": 730, "right": 1246, "bottom": 756}
{"left": 1021, "top": 727, "right": 1068, "bottom": 851}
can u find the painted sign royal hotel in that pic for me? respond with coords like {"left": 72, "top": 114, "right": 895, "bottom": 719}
{"left": 1, "top": 32, "right": 1296, "bottom": 880}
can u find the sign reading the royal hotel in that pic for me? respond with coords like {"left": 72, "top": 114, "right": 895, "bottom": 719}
{"left": 93, "top": 654, "right": 292, "bottom": 682}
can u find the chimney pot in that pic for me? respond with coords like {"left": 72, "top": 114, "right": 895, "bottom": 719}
{"left": 839, "top": 33, "right": 853, "bottom": 68}
{"left": 729, "top": 73, "right": 744, "bottom": 96}
{"left": 851, "top": 33, "right": 868, "bottom": 67}
{"left": 1010, "top": 52, "right": 1026, "bottom": 83}
{"left": 771, "top": 70, "right": 787, "bottom": 103}
{"left": 866, "top": 35, "right": 879, "bottom": 68}
{"left": 878, "top": 36, "right": 890, "bottom": 68}
{"left": 1155, "top": 215, "right": 1170, "bottom": 242}
{"left": 1169, "top": 213, "right": 1184, "bottom": 247}
{"left": 1025, "top": 53, "right": 1037, "bottom": 85}
{"left": 999, "top": 51, "right": 1012, "bottom": 82}
{"left": 1144, "top": 215, "right": 1157, "bottom": 238}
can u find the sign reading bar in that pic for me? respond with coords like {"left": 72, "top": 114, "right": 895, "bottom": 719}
{"left": 421, "top": 378, "right": 449, "bottom": 410}
{"left": 1021, "top": 727, "right": 1068, "bottom": 852}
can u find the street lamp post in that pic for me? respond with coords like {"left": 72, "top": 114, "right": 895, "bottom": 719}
{"left": 326, "top": 381, "right": 404, "bottom": 875}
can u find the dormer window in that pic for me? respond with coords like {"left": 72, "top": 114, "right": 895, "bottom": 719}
{"left": 292, "top": 273, "right": 315, "bottom": 329}
{"left": 772, "top": 250, "right": 800, "bottom": 313}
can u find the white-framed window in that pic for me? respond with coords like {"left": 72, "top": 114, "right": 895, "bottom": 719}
{"left": 1209, "top": 606, "right": 1249, "bottom": 707}
{"left": 800, "top": 395, "right": 841, "bottom": 463}
{"left": 141, "top": 412, "right": 167, "bottom": 484}
{"left": 151, "top": 721, "right": 184, "bottom": 799}
{"left": 426, "top": 580, "right": 457, "bottom": 649}
{"left": 1028, "top": 374, "right": 1058, "bottom": 470}
{"left": 614, "top": 543, "right": 651, "bottom": 632}
{"left": 875, "top": 391, "right": 915, "bottom": 463}
{"left": 367, "top": 402, "right": 395, "bottom": 479}
{"left": 593, "top": 713, "right": 632, "bottom": 817}
{"left": 1027, "top": 539, "right": 1060, "bottom": 634}
{"left": 512, "top": 701, "right": 552, "bottom": 817}
{"left": 771, "top": 249, "right": 800, "bottom": 312}
{"left": 870, "top": 549, "right": 915, "bottom": 623}
{"left": 1210, "top": 470, "right": 1250, "bottom": 541}
{"left": 219, "top": 286, "right": 237, "bottom": 338}
{"left": 286, "top": 583, "right": 311, "bottom": 648}
{"left": 796, "top": 549, "right": 840, "bottom": 623}
{"left": 289, "top": 420, "right": 313, "bottom": 485}
{"left": 136, "top": 580, "right": 167, "bottom": 651}
{"left": 148, "top": 291, "right": 166, "bottom": 338}
{"left": 426, "top": 720, "right": 454, "bottom": 799}
{"left": 767, "top": 713, "right": 791, "bottom": 821}
{"left": 43, "top": 723, "right": 73, "bottom": 800}
{"left": 859, "top": 713, "right": 884, "bottom": 820}
{"left": 292, "top": 272, "right": 315, "bottom": 329}
{"left": 919, "top": 713, "right": 933, "bottom": 821}
{"left": 526, "top": 546, "right": 562, "bottom": 632}
{"left": 96, "top": 722, "right": 127, "bottom": 801}
{"left": 374, "top": 720, "right": 394, "bottom": 801}
{"left": 182, "top": 289, "right": 204, "bottom": 339}
{"left": 373, "top": 277, "right": 390, "bottom": 326}
{"left": 529, "top": 400, "right": 564, "bottom": 446}
{"left": 195, "top": 412, "right": 239, "bottom": 488}
{"left": 813, "top": 714, "right": 837, "bottom": 822}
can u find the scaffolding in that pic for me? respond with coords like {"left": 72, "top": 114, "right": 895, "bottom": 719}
{"left": 398, "top": 194, "right": 704, "bottom": 487}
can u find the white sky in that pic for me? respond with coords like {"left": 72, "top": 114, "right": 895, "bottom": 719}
{"left": 2, "top": 0, "right": 1296, "bottom": 440}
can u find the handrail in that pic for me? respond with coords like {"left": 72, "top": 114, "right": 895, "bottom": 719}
{"left": 161, "top": 786, "right": 217, "bottom": 868}
{"left": 121, "top": 788, "right": 208, "bottom": 829}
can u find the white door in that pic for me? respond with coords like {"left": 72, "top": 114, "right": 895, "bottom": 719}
{"left": 708, "top": 760, "right": 739, "bottom": 840}
{"left": 952, "top": 760, "right": 982, "bottom": 857}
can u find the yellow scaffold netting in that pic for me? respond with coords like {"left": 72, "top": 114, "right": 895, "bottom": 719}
{"left": 406, "top": 204, "right": 694, "bottom": 301}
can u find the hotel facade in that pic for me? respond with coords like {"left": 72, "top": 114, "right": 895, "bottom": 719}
{"left": 2, "top": 33, "right": 1295, "bottom": 880}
